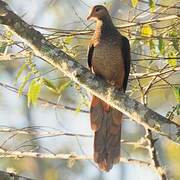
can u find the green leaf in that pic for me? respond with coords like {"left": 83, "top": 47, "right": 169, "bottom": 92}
{"left": 75, "top": 104, "right": 81, "bottom": 113}
{"left": 172, "top": 39, "right": 179, "bottom": 52}
{"left": 172, "top": 86, "right": 180, "bottom": 103}
{"left": 131, "top": 0, "right": 139, "bottom": 7}
{"left": 168, "top": 52, "right": 177, "bottom": 68}
{"left": 149, "top": 39, "right": 155, "bottom": 50}
{"left": 5, "top": 31, "right": 13, "bottom": 39}
{"left": 0, "top": 42, "right": 6, "bottom": 53}
{"left": 15, "top": 63, "right": 27, "bottom": 82}
{"left": 43, "top": 78, "right": 58, "bottom": 93}
{"left": 132, "top": 39, "right": 139, "bottom": 46}
{"left": 171, "top": 31, "right": 177, "bottom": 37}
{"left": 58, "top": 80, "right": 71, "bottom": 94}
{"left": 149, "top": 0, "right": 155, "bottom": 12}
{"left": 18, "top": 72, "right": 32, "bottom": 96}
{"left": 170, "top": 30, "right": 179, "bottom": 52}
{"left": 4, "top": 31, "right": 14, "bottom": 45}
{"left": 27, "top": 80, "right": 41, "bottom": 106}
{"left": 158, "top": 37, "right": 165, "bottom": 55}
{"left": 141, "top": 25, "right": 153, "bottom": 37}
{"left": 177, "top": 104, "right": 180, "bottom": 115}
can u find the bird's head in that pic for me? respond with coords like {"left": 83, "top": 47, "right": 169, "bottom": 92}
{"left": 87, "top": 5, "right": 110, "bottom": 21}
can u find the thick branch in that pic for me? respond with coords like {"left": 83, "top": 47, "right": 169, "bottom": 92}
{"left": 0, "top": 1, "right": 179, "bottom": 144}
{"left": 0, "top": 170, "right": 34, "bottom": 180}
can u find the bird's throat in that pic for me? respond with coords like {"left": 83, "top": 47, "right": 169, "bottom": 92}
{"left": 95, "top": 18, "right": 116, "bottom": 38}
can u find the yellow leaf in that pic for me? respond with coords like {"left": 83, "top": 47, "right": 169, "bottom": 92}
{"left": 149, "top": 0, "right": 155, "bottom": 12}
{"left": 141, "top": 25, "right": 153, "bottom": 37}
{"left": 172, "top": 86, "right": 180, "bottom": 103}
{"left": 168, "top": 52, "right": 177, "bottom": 68}
{"left": 64, "top": 36, "right": 73, "bottom": 44}
{"left": 15, "top": 63, "right": 27, "bottom": 82}
{"left": 131, "top": 0, "right": 139, "bottom": 8}
{"left": 18, "top": 72, "right": 32, "bottom": 96}
{"left": 28, "top": 80, "right": 41, "bottom": 106}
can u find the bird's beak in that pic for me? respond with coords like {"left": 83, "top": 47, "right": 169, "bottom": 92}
{"left": 87, "top": 11, "right": 93, "bottom": 20}
{"left": 87, "top": 14, "right": 92, "bottom": 20}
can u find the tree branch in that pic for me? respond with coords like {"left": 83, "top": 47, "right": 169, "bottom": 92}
{"left": 0, "top": 147, "right": 154, "bottom": 170}
{"left": 145, "top": 129, "right": 167, "bottom": 180}
{"left": 0, "top": 127, "right": 148, "bottom": 149}
{"left": 0, "top": 81, "right": 89, "bottom": 113}
{"left": 0, "top": 0, "right": 179, "bottom": 144}
{"left": 33, "top": 14, "right": 179, "bottom": 34}
{"left": 0, "top": 127, "right": 92, "bottom": 138}
{"left": 139, "top": 0, "right": 180, "bottom": 9}
{"left": 0, "top": 52, "right": 26, "bottom": 61}
{"left": 0, "top": 170, "right": 34, "bottom": 180}
{"left": 0, "top": 147, "right": 166, "bottom": 179}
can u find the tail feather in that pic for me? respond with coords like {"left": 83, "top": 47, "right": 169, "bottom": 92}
{"left": 90, "top": 95, "right": 122, "bottom": 171}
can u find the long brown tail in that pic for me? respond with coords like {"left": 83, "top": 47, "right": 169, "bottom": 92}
{"left": 90, "top": 95, "right": 122, "bottom": 171}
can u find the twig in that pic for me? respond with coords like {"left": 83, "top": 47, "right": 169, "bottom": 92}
{"left": 0, "top": 127, "right": 92, "bottom": 138}
{"left": 130, "top": 66, "right": 180, "bottom": 79}
{"left": 0, "top": 127, "right": 148, "bottom": 149}
{"left": 145, "top": 129, "right": 167, "bottom": 180}
{"left": 32, "top": 14, "right": 180, "bottom": 34}
{"left": 0, "top": 52, "right": 26, "bottom": 61}
{"left": 0, "top": 147, "right": 152, "bottom": 167}
{"left": 143, "top": 64, "right": 168, "bottom": 96}
{"left": 133, "top": 62, "right": 168, "bottom": 180}
{"left": 139, "top": 0, "right": 180, "bottom": 9}
{"left": 0, "top": 82, "right": 89, "bottom": 113}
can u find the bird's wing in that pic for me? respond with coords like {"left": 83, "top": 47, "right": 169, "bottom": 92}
{"left": 121, "top": 35, "right": 131, "bottom": 92}
{"left": 87, "top": 43, "right": 94, "bottom": 69}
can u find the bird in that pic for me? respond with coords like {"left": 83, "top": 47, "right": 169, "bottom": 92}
{"left": 87, "top": 5, "right": 131, "bottom": 171}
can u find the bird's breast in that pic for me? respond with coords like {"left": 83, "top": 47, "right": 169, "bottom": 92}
{"left": 92, "top": 39, "right": 125, "bottom": 88}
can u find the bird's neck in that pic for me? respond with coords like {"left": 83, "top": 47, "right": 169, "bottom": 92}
{"left": 95, "top": 17, "right": 116, "bottom": 38}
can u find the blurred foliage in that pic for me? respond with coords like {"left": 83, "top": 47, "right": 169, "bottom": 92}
{"left": 0, "top": 31, "right": 13, "bottom": 53}
{"left": 141, "top": 25, "right": 153, "bottom": 37}
{"left": 165, "top": 141, "right": 180, "bottom": 180}
{"left": 131, "top": 0, "right": 139, "bottom": 8}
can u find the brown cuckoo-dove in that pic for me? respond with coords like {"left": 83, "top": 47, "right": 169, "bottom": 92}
{"left": 87, "top": 5, "right": 131, "bottom": 171}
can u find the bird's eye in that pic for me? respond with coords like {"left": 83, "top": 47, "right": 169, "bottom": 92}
{"left": 95, "top": 8, "right": 101, "bottom": 12}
